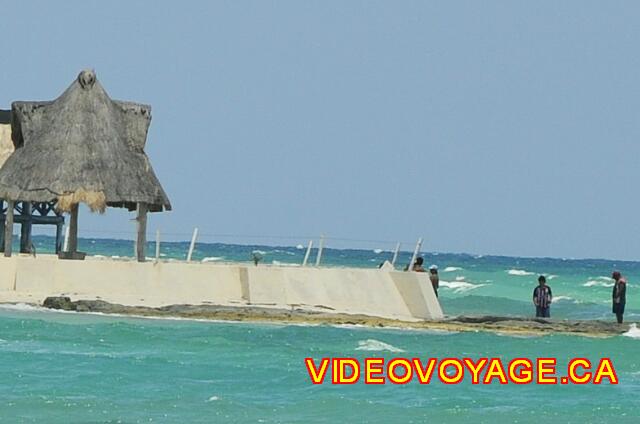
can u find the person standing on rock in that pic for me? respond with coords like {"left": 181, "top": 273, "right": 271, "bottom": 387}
{"left": 412, "top": 257, "right": 426, "bottom": 272}
{"left": 429, "top": 265, "right": 440, "bottom": 298}
{"left": 612, "top": 271, "right": 627, "bottom": 324}
{"left": 533, "top": 275, "right": 552, "bottom": 318}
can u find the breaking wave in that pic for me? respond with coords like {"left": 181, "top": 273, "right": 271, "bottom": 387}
{"left": 552, "top": 296, "right": 576, "bottom": 304}
{"left": 622, "top": 323, "right": 640, "bottom": 339}
{"left": 355, "top": 339, "right": 404, "bottom": 352}
{"left": 507, "top": 269, "right": 534, "bottom": 276}
{"left": 583, "top": 280, "right": 614, "bottom": 288}
{"left": 440, "top": 280, "right": 487, "bottom": 294}
{"left": 202, "top": 257, "right": 223, "bottom": 262}
{"left": 0, "top": 303, "right": 47, "bottom": 312}
{"left": 443, "top": 267, "right": 462, "bottom": 272}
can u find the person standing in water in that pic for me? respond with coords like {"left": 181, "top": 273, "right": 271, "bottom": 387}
{"left": 429, "top": 265, "right": 439, "bottom": 297}
{"left": 612, "top": 271, "right": 627, "bottom": 324}
{"left": 533, "top": 275, "right": 552, "bottom": 318}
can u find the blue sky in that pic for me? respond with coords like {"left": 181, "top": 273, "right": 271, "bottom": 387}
{"left": 1, "top": 1, "right": 639, "bottom": 259}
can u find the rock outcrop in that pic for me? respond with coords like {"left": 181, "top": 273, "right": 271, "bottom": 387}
{"left": 41, "top": 296, "right": 629, "bottom": 337}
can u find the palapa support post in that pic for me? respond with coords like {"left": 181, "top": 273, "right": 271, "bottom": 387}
{"left": 55, "top": 221, "right": 64, "bottom": 253}
{"left": 63, "top": 225, "right": 70, "bottom": 252}
{"left": 0, "top": 209, "right": 4, "bottom": 252}
{"left": 59, "top": 204, "right": 85, "bottom": 260}
{"left": 136, "top": 202, "right": 148, "bottom": 262}
{"left": 68, "top": 204, "right": 79, "bottom": 254}
{"left": 19, "top": 202, "right": 33, "bottom": 253}
{"left": 155, "top": 229, "right": 161, "bottom": 262}
{"left": 4, "top": 200, "right": 14, "bottom": 257}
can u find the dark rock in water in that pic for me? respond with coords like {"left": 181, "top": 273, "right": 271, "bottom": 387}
{"left": 42, "top": 296, "right": 77, "bottom": 311}
{"left": 39, "top": 297, "right": 628, "bottom": 337}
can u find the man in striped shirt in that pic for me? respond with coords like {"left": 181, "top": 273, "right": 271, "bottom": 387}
{"left": 533, "top": 275, "right": 553, "bottom": 318}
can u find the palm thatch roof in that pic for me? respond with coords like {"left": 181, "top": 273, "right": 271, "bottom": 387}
{"left": 0, "top": 70, "right": 171, "bottom": 213}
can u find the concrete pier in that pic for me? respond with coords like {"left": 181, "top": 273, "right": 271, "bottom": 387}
{"left": 0, "top": 255, "right": 443, "bottom": 321}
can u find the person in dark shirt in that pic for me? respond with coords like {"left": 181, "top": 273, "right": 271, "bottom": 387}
{"left": 429, "top": 265, "right": 439, "bottom": 298}
{"left": 533, "top": 275, "right": 552, "bottom": 318}
{"left": 612, "top": 271, "right": 627, "bottom": 324}
{"left": 412, "top": 257, "right": 426, "bottom": 272}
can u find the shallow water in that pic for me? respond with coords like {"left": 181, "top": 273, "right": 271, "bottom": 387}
{"left": 2, "top": 236, "right": 637, "bottom": 422}
{"left": 0, "top": 306, "right": 637, "bottom": 423}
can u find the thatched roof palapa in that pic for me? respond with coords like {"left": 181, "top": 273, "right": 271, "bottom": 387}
{"left": 0, "top": 70, "right": 171, "bottom": 213}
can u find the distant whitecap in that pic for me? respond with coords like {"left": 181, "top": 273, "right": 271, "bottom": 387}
{"left": 552, "top": 296, "right": 575, "bottom": 303}
{"left": 439, "top": 280, "right": 487, "bottom": 294}
{"left": 507, "top": 269, "right": 534, "bottom": 276}
{"left": 583, "top": 280, "right": 614, "bottom": 288}
{"left": 443, "top": 267, "right": 462, "bottom": 272}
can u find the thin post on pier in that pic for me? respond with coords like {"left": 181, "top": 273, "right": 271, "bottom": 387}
{"left": 3, "top": 200, "right": 14, "bottom": 257}
{"left": 136, "top": 202, "right": 148, "bottom": 262}
{"left": 391, "top": 242, "right": 401, "bottom": 266}
{"left": 302, "top": 240, "right": 313, "bottom": 266}
{"left": 187, "top": 227, "right": 198, "bottom": 262}
{"left": 407, "top": 237, "right": 423, "bottom": 272}
{"left": 315, "top": 234, "right": 325, "bottom": 267}
{"left": 155, "top": 229, "right": 161, "bottom": 262}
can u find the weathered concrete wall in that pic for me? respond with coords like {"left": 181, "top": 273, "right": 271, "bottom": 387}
{"left": 0, "top": 255, "right": 443, "bottom": 321}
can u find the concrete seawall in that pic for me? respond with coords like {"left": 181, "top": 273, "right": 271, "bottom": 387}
{"left": 0, "top": 255, "right": 443, "bottom": 321}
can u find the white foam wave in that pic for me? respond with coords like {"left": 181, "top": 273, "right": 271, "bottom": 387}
{"left": 507, "top": 269, "right": 534, "bottom": 276}
{"left": 355, "top": 339, "right": 404, "bottom": 352}
{"left": 373, "top": 249, "right": 383, "bottom": 254}
{"left": 271, "top": 261, "right": 300, "bottom": 267}
{"left": 622, "top": 323, "right": 640, "bottom": 339}
{"left": 455, "top": 276, "right": 465, "bottom": 281}
{"left": 547, "top": 275, "right": 558, "bottom": 280}
{"left": 206, "top": 396, "right": 220, "bottom": 402}
{"left": 443, "top": 267, "right": 462, "bottom": 272}
{"left": 0, "top": 303, "right": 46, "bottom": 312}
{"left": 296, "top": 244, "right": 304, "bottom": 249}
{"left": 202, "top": 257, "right": 223, "bottom": 262}
{"left": 583, "top": 280, "right": 614, "bottom": 288}
{"left": 495, "top": 332, "right": 541, "bottom": 339}
{"left": 552, "top": 296, "right": 574, "bottom": 303}
{"left": 440, "top": 280, "right": 487, "bottom": 294}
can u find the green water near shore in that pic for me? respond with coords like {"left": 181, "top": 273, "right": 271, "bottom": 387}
{"left": 0, "top": 306, "right": 638, "bottom": 423}
{"left": 2, "top": 237, "right": 639, "bottom": 422}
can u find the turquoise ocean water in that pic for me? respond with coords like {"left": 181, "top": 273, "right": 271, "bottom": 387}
{"left": 0, "top": 236, "right": 638, "bottom": 423}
